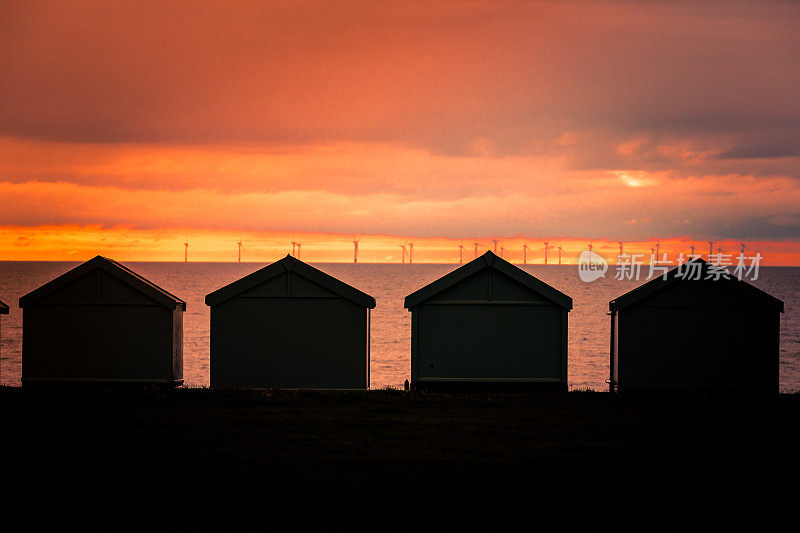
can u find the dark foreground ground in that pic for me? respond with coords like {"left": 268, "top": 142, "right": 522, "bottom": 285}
{"left": 1, "top": 387, "right": 798, "bottom": 531}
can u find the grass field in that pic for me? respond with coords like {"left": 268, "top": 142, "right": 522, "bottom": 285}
{"left": 1, "top": 387, "right": 798, "bottom": 531}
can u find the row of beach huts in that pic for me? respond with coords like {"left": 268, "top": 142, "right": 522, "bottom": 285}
{"left": 0, "top": 251, "right": 785, "bottom": 392}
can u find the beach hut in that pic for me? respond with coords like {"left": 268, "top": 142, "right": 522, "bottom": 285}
{"left": 609, "top": 258, "right": 783, "bottom": 393}
{"left": 205, "top": 255, "right": 376, "bottom": 389}
{"left": 19, "top": 256, "right": 185, "bottom": 385}
{"left": 404, "top": 251, "right": 572, "bottom": 391}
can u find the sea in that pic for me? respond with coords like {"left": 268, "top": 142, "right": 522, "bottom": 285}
{"left": 1, "top": 261, "right": 798, "bottom": 391}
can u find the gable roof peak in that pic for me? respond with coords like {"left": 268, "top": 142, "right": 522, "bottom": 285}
{"left": 205, "top": 255, "right": 376, "bottom": 308}
{"left": 480, "top": 250, "right": 498, "bottom": 266}
{"left": 609, "top": 258, "right": 783, "bottom": 312}
{"left": 404, "top": 250, "right": 571, "bottom": 309}
{"left": 19, "top": 256, "right": 186, "bottom": 310}
{"left": 278, "top": 254, "right": 298, "bottom": 271}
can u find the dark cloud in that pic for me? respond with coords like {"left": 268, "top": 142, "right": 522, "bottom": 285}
{"left": 712, "top": 215, "right": 800, "bottom": 241}
{"left": 1, "top": 1, "right": 798, "bottom": 159}
{"left": 718, "top": 137, "right": 800, "bottom": 159}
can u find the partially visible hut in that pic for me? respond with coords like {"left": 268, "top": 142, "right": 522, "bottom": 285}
{"left": 19, "top": 256, "right": 185, "bottom": 385}
{"left": 609, "top": 258, "right": 783, "bottom": 393}
{"left": 206, "top": 255, "right": 376, "bottom": 389}
{"left": 404, "top": 251, "right": 572, "bottom": 391}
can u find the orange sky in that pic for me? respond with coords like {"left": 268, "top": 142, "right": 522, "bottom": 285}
{"left": 1, "top": 1, "right": 799, "bottom": 264}
{"left": 3, "top": 225, "right": 799, "bottom": 266}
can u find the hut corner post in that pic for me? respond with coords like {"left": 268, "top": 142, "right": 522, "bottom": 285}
{"left": 410, "top": 308, "right": 418, "bottom": 391}
{"left": 561, "top": 308, "right": 569, "bottom": 392}
{"left": 774, "top": 312, "right": 781, "bottom": 394}
{"left": 608, "top": 310, "right": 617, "bottom": 393}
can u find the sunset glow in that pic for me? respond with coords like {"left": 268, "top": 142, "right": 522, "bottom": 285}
{"left": 1, "top": 1, "right": 799, "bottom": 263}
{"left": 3, "top": 225, "right": 799, "bottom": 267}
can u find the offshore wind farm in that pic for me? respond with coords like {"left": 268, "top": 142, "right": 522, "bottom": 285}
{"left": 162, "top": 234, "right": 792, "bottom": 266}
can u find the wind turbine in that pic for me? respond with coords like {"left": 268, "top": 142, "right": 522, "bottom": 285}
{"left": 655, "top": 240, "right": 660, "bottom": 258}
{"left": 523, "top": 243, "right": 529, "bottom": 265}
{"left": 690, "top": 243, "right": 696, "bottom": 256}
{"left": 473, "top": 242, "right": 479, "bottom": 259}
{"left": 587, "top": 242, "right": 593, "bottom": 253}
{"left": 740, "top": 242, "right": 747, "bottom": 253}
{"left": 707, "top": 241, "right": 714, "bottom": 258}
{"left": 296, "top": 242, "right": 301, "bottom": 260}
{"left": 291, "top": 241, "right": 296, "bottom": 257}
{"left": 458, "top": 242, "right": 464, "bottom": 264}
{"left": 353, "top": 240, "right": 359, "bottom": 264}
{"left": 618, "top": 241, "right": 624, "bottom": 258}
{"left": 408, "top": 242, "right": 414, "bottom": 264}
{"left": 492, "top": 239, "right": 499, "bottom": 254}
{"left": 558, "top": 245, "right": 564, "bottom": 265}
{"left": 399, "top": 243, "right": 406, "bottom": 264}
{"left": 237, "top": 236, "right": 243, "bottom": 263}
{"left": 500, "top": 245, "right": 505, "bottom": 258}
{"left": 544, "top": 242, "right": 549, "bottom": 265}
{"left": 184, "top": 241, "right": 189, "bottom": 263}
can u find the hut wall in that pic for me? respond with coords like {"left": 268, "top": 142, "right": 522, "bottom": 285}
{"left": 210, "top": 268, "right": 369, "bottom": 388}
{"left": 22, "top": 270, "right": 182, "bottom": 383}
{"left": 617, "top": 282, "right": 779, "bottom": 391}
{"left": 413, "top": 304, "right": 565, "bottom": 381}
{"left": 410, "top": 270, "right": 568, "bottom": 385}
{"left": 23, "top": 304, "right": 177, "bottom": 382}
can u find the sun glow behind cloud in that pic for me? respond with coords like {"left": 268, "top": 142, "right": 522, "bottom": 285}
{"left": 615, "top": 171, "right": 659, "bottom": 188}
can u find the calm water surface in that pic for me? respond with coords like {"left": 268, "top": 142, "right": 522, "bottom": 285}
{"left": 1, "top": 262, "right": 798, "bottom": 391}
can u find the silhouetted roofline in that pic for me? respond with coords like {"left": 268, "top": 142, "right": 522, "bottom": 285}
{"left": 205, "top": 255, "right": 376, "bottom": 308}
{"left": 609, "top": 258, "right": 784, "bottom": 313}
{"left": 19, "top": 256, "right": 186, "bottom": 310}
{"left": 404, "top": 251, "right": 572, "bottom": 310}
{"left": 0, "top": 299, "right": 8, "bottom": 314}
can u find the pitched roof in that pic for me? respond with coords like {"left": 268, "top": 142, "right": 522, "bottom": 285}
{"left": 0, "top": 299, "right": 8, "bottom": 314}
{"left": 609, "top": 258, "right": 784, "bottom": 313}
{"left": 205, "top": 254, "right": 376, "bottom": 308}
{"left": 404, "top": 251, "right": 572, "bottom": 309}
{"left": 19, "top": 256, "right": 186, "bottom": 310}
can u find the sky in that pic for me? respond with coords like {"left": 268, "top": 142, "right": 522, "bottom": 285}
{"left": 1, "top": 0, "right": 799, "bottom": 263}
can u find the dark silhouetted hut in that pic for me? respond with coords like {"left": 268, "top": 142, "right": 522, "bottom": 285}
{"left": 609, "top": 258, "right": 783, "bottom": 393}
{"left": 205, "top": 255, "right": 376, "bottom": 389}
{"left": 404, "top": 251, "right": 572, "bottom": 391}
{"left": 19, "top": 256, "right": 185, "bottom": 385}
